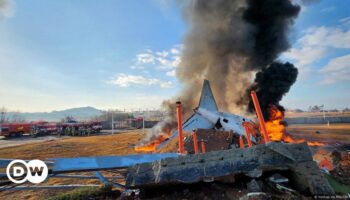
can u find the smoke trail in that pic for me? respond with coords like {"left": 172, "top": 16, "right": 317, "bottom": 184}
{"left": 148, "top": 0, "right": 301, "bottom": 139}
{"left": 243, "top": 0, "right": 300, "bottom": 68}
{"left": 241, "top": 0, "right": 301, "bottom": 118}
{"left": 176, "top": 0, "right": 254, "bottom": 114}
{"left": 0, "top": 0, "right": 14, "bottom": 19}
{"left": 148, "top": 0, "right": 253, "bottom": 138}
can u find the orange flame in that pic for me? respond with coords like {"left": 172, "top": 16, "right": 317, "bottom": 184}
{"left": 319, "top": 158, "right": 334, "bottom": 171}
{"left": 134, "top": 134, "right": 170, "bottom": 152}
{"left": 306, "top": 141, "right": 325, "bottom": 146}
{"left": 265, "top": 105, "right": 324, "bottom": 146}
{"left": 313, "top": 149, "right": 334, "bottom": 171}
{"left": 265, "top": 105, "right": 286, "bottom": 141}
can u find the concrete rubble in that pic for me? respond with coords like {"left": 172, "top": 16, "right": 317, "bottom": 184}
{"left": 126, "top": 142, "right": 335, "bottom": 196}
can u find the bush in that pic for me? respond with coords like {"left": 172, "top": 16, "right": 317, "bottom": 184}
{"left": 47, "top": 184, "right": 120, "bottom": 200}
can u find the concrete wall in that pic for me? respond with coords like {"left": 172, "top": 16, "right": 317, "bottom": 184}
{"left": 101, "top": 120, "right": 159, "bottom": 129}
{"left": 285, "top": 116, "right": 350, "bottom": 125}
{"left": 131, "top": 120, "right": 158, "bottom": 129}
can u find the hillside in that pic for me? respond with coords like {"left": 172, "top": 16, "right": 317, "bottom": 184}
{"left": 6, "top": 106, "right": 103, "bottom": 122}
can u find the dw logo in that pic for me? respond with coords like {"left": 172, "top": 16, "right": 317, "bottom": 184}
{"left": 6, "top": 159, "right": 48, "bottom": 184}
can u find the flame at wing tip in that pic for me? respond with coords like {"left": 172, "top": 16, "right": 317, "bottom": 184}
{"left": 134, "top": 133, "right": 170, "bottom": 153}
{"left": 307, "top": 141, "right": 326, "bottom": 147}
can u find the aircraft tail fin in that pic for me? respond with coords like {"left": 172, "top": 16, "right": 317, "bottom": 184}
{"left": 198, "top": 80, "right": 218, "bottom": 111}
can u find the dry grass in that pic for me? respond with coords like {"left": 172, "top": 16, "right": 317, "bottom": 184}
{"left": 156, "top": 132, "right": 191, "bottom": 153}
{"left": 0, "top": 130, "right": 146, "bottom": 200}
{"left": 157, "top": 137, "right": 179, "bottom": 153}
{"left": 0, "top": 131, "right": 145, "bottom": 160}
{"left": 0, "top": 125, "right": 349, "bottom": 199}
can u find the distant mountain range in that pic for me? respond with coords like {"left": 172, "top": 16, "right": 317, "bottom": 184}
{"left": 6, "top": 106, "right": 103, "bottom": 122}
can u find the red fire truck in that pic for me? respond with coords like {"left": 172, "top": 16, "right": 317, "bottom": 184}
{"left": 30, "top": 121, "right": 58, "bottom": 137}
{"left": 58, "top": 121, "right": 102, "bottom": 136}
{"left": 0, "top": 121, "right": 102, "bottom": 138}
{"left": 90, "top": 121, "right": 102, "bottom": 133}
{"left": 0, "top": 123, "right": 31, "bottom": 137}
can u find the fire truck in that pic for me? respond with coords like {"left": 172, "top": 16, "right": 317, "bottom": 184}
{"left": 30, "top": 121, "right": 58, "bottom": 137}
{"left": 58, "top": 121, "right": 102, "bottom": 136}
{"left": 0, "top": 123, "right": 31, "bottom": 137}
{"left": 90, "top": 121, "right": 102, "bottom": 132}
{"left": 0, "top": 120, "right": 102, "bottom": 138}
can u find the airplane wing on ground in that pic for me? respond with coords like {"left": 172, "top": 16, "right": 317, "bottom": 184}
{"left": 181, "top": 113, "right": 214, "bottom": 133}
{"left": 157, "top": 113, "right": 213, "bottom": 149}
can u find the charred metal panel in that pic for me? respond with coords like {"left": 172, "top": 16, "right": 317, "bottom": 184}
{"left": 184, "top": 129, "right": 233, "bottom": 153}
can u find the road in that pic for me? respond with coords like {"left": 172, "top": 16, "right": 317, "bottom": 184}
{"left": 0, "top": 135, "right": 64, "bottom": 149}
{"left": 0, "top": 129, "right": 142, "bottom": 149}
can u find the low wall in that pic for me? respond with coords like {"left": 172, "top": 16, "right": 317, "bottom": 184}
{"left": 131, "top": 121, "right": 158, "bottom": 129}
{"left": 285, "top": 116, "right": 350, "bottom": 125}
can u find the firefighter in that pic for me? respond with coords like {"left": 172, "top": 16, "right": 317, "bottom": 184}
{"left": 82, "top": 126, "right": 87, "bottom": 136}
{"left": 79, "top": 126, "right": 83, "bottom": 136}
{"left": 30, "top": 126, "right": 38, "bottom": 137}
{"left": 87, "top": 127, "right": 92, "bottom": 136}
{"left": 58, "top": 126, "right": 63, "bottom": 136}
{"left": 65, "top": 126, "right": 70, "bottom": 136}
{"left": 71, "top": 126, "right": 75, "bottom": 136}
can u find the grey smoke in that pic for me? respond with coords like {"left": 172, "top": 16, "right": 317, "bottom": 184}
{"left": 0, "top": 0, "right": 14, "bottom": 19}
{"left": 148, "top": 0, "right": 301, "bottom": 139}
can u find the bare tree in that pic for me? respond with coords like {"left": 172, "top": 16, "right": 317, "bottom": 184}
{"left": 61, "top": 116, "right": 77, "bottom": 123}
{"left": 10, "top": 111, "right": 25, "bottom": 122}
{"left": 308, "top": 105, "right": 323, "bottom": 112}
{"left": 343, "top": 108, "right": 350, "bottom": 112}
{"left": 0, "top": 107, "right": 8, "bottom": 123}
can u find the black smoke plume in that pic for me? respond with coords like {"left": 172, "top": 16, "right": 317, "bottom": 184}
{"left": 247, "top": 62, "right": 298, "bottom": 119}
{"left": 242, "top": 0, "right": 301, "bottom": 118}
{"left": 243, "top": 0, "right": 300, "bottom": 68}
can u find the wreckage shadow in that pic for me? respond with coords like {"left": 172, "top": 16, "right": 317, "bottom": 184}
{"left": 138, "top": 169, "right": 309, "bottom": 199}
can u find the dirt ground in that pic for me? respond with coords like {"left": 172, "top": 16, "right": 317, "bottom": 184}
{"left": 287, "top": 123, "right": 350, "bottom": 144}
{"left": 0, "top": 130, "right": 116, "bottom": 149}
{"left": 285, "top": 111, "right": 350, "bottom": 118}
{"left": 0, "top": 135, "right": 63, "bottom": 149}
{"left": 0, "top": 125, "right": 349, "bottom": 199}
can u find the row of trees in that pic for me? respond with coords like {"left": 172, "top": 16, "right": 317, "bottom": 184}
{"left": 291, "top": 105, "right": 350, "bottom": 113}
{"left": 0, "top": 107, "right": 26, "bottom": 123}
{"left": 308, "top": 105, "right": 350, "bottom": 112}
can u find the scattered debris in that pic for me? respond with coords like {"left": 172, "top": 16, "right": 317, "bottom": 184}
{"left": 239, "top": 192, "right": 270, "bottom": 200}
{"left": 267, "top": 173, "right": 288, "bottom": 184}
{"left": 330, "top": 150, "right": 350, "bottom": 185}
{"left": 247, "top": 179, "right": 262, "bottom": 193}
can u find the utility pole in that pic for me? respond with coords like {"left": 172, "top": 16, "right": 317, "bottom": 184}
{"left": 322, "top": 105, "right": 326, "bottom": 120}
{"left": 111, "top": 111, "right": 114, "bottom": 134}
{"left": 142, "top": 110, "right": 145, "bottom": 135}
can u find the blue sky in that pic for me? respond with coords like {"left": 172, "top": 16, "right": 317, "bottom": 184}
{"left": 0, "top": 0, "right": 349, "bottom": 112}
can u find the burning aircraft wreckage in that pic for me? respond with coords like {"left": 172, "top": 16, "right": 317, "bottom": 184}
{"left": 1, "top": 0, "right": 350, "bottom": 198}
{"left": 1, "top": 80, "right": 349, "bottom": 199}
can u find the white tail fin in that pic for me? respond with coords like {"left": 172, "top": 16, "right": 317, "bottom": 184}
{"left": 198, "top": 80, "right": 218, "bottom": 111}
